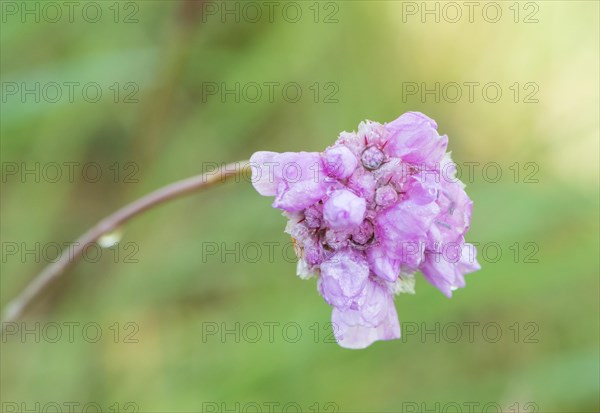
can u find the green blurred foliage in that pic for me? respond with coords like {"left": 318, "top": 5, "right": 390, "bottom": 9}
{"left": 1, "top": 1, "right": 598, "bottom": 412}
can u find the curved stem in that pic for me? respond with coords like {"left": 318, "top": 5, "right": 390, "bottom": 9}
{"left": 1, "top": 161, "right": 250, "bottom": 326}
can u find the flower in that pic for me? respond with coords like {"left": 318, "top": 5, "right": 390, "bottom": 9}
{"left": 250, "top": 112, "right": 480, "bottom": 349}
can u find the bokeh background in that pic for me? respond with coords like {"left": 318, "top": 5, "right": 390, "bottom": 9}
{"left": 1, "top": 1, "right": 598, "bottom": 412}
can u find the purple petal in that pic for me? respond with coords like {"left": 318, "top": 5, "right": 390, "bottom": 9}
{"left": 332, "top": 280, "right": 400, "bottom": 349}
{"left": 323, "top": 145, "right": 358, "bottom": 179}
{"left": 384, "top": 112, "right": 448, "bottom": 166}
{"left": 421, "top": 242, "right": 480, "bottom": 297}
{"left": 268, "top": 152, "right": 328, "bottom": 212}
{"left": 375, "top": 200, "right": 439, "bottom": 268}
{"left": 366, "top": 245, "right": 400, "bottom": 282}
{"left": 319, "top": 248, "right": 369, "bottom": 308}
{"left": 323, "top": 189, "right": 367, "bottom": 231}
{"left": 249, "top": 151, "right": 280, "bottom": 196}
{"left": 347, "top": 169, "right": 377, "bottom": 203}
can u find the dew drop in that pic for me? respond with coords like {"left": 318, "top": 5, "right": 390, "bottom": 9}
{"left": 98, "top": 229, "right": 123, "bottom": 248}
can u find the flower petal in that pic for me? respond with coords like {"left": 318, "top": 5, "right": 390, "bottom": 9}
{"left": 332, "top": 281, "right": 400, "bottom": 349}
{"left": 323, "top": 189, "right": 367, "bottom": 231}
{"left": 384, "top": 112, "right": 448, "bottom": 165}
{"left": 319, "top": 249, "right": 369, "bottom": 308}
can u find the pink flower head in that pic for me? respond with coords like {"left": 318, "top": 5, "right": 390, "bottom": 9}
{"left": 250, "top": 112, "right": 480, "bottom": 349}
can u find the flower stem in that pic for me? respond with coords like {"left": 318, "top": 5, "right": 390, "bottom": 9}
{"left": 1, "top": 161, "right": 250, "bottom": 327}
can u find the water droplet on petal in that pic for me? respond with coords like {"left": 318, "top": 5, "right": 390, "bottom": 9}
{"left": 98, "top": 229, "right": 123, "bottom": 248}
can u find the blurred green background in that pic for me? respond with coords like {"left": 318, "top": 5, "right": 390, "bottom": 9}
{"left": 1, "top": 1, "right": 598, "bottom": 412}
